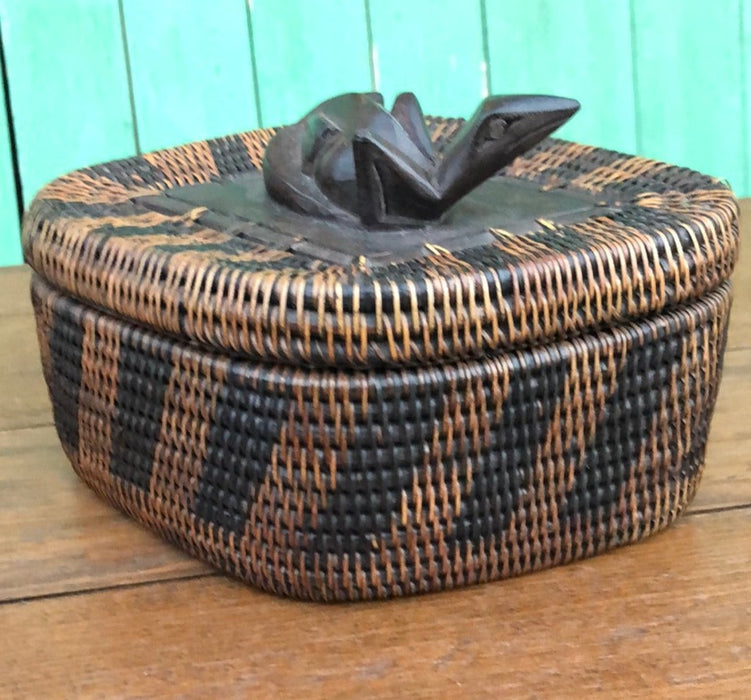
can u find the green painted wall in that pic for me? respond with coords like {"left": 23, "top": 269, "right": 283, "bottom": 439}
{"left": 0, "top": 22, "right": 20, "bottom": 265}
{"left": 1, "top": 0, "right": 136, "bottom": 211}
{"left": 121, "top": 0, "right": 260, "bottom": 152}
{"left": 0, "top": 0, "right": 749, "bottom": 266}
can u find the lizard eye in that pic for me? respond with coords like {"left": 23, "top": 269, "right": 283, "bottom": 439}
{"left": 487, "top": 118, "right": 508, "bottom": 139}
{"left": 474, "top": 116, "right": 509, "bottom": 149}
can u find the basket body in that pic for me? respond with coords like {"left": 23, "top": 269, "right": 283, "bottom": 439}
{"left": 23, "top": 121, "right": 739, "bottom": 601}
{"left": 31, "top": 275, "right": 730, "bottom": 600}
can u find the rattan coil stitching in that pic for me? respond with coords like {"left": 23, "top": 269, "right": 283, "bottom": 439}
{"left": 32, "top": 274, "right": 730, "bottom": 601}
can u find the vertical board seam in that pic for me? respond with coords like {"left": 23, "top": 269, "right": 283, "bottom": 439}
{"left": 364, "top": 0, "right": 377, "bottom": 91}
{"left": 479, "top": 0, "right": 492, "bottom": 94}
{"left": 117, "top": 0, "right": 142, "bottom": 154}
{"left": 0, "top": 13, "right": 24, "bottom": 221}
{"left": 628, "top": 0, "right": 643, "bottom": 154}
{"left": 244, "top": 0, "right": 264, "bottom": 127}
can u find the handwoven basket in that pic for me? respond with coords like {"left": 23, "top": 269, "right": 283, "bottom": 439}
{"left": 24, "top": 117, "right": 738, "bottom": 602}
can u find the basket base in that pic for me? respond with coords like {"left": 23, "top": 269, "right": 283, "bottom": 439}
{"left": 31, "top": 274, "right": 731, "bottom": 601}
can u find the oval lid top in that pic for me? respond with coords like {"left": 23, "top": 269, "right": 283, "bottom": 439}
{"left": 23, "top": 99, "right": 738, "bottom": 369}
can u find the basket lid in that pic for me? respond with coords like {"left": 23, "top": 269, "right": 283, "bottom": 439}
{"left": 23, "top": 93, "right": 738, "bottom": 369}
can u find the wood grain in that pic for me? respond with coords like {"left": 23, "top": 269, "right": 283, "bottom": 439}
{"left": 1, "top": 509, "right": 749, "bottom": 698}
{"left": 0, "top": 312, "right": 52, "bottom": 431}
{"left": 727, "top": 199, "right": 751, "bottom": 350}
{"left": 0, "top": 425, "right": 208, "bottom": 602}
{"left": 0, "top": 264, "right": 29, "bottom": 316}
{"left": 744, "top": 0, "right": 751, "bottom": 195}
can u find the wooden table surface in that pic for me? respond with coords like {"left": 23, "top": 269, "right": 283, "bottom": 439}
{"left": 1, "top": 203, "right": 750, "bottom": 699}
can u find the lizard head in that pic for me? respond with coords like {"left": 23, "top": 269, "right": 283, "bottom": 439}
{"left": 468, "top": 94, "right": 580, "bottom": 161}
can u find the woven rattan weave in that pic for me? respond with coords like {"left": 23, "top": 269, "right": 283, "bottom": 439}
{"left": 24, "top": 115, "right": 738, "bottom": 601}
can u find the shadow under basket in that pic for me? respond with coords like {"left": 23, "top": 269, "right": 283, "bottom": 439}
{"left": 23, "top": 118, "right": 739, "bottom": 602}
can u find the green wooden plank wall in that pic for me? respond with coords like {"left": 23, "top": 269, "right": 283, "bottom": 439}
{"left": 121, "top": 0, "right": 260, "bottom": 152}
{"left": 0, "top": 0, "right": 749, "bottom": 266}
{"left": 485, "top": 0, "right": 638, "bottom": 154}
{"left": 631, "top": 0, "right": 748, "bottom": 194}
{"left": 0, "top": 16, "right": 20, "bottom": 265}
{"left": 252, "top": 0, "right": 371, "bottom": 126}
{"left": 368, "top": 0, "right": 487, "bottom": 117}
{"left": 1, "top": 0, "right": 136, "bottom": 208}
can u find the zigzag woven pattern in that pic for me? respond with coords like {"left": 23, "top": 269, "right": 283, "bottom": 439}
{"left": 32, "top": 275, "right": 730, "bottom": 600}
{"left": 24, "top": 121, "right": 738, "bottom": 600}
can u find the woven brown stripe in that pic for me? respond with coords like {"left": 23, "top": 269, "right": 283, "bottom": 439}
{"left": 31, "top": 273, "right": 731, "bottom": 601}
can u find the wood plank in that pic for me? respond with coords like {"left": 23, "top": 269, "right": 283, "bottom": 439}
{"left": 0, "top": 311, "right": 53, "bottom": 431}
{"left": 483, "top": 0, "right": 637, "bottom": 153}
{"left": 0, "top": 0, "right": 136, "bottom": 204}
{"left": 631, "top": 0, "right": 747, "bottom": 194}
{"left": 726, "top": 199, "right": 751, "bottom": 350}
{"left": 250, "top": 0, "right": 371, "bottom": 127}
{"left": 1, "top": 507, "right": 749, "bottom": 697}
{"left": 367, "top": 0, "right": 487, "bottom": 118}
{"left": 0, "top": 264, "right": 28, "bottom": 316}
{"left": 0, "top": 49, "right": 21, "bottom": 265}
{"left": 121, "top": 0, "right": 259, "bottom": 153}
{"left": 744, "top": 0, "right": 751, "bottom": 197}
{"left": 697, "top": 438, "right": 751, "bottom": 513}
{"left": 0, "top": 425, "right": 209, "bottom": 603}
{"left": 689, "top": 349, "right": 751, "bottom": 511}
{"left": 704, "top": 349, "right": 751, "bottom": 447}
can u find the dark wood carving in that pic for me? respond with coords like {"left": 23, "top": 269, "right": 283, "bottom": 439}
{"left": 263, "top": 92, "right": 580, "bottom": 226}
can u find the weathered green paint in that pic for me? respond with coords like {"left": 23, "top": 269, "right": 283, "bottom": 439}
{"left": 484, "top": 0, "right": 637, "bottom": 153}
{"left": 0, "top": 49, "right": 20, "bottom": 265}
{"left": 740, "top": 0, "right": 751, "bottom": 193}
{"left": 367, "top": 0, "right": 487, "bottom": 118}
{"left": 0, "top": 0, "right": 135, "bottom": 207}
{"left": 632, "top": 0, "right": 746, "bottom": 191}
{"left": 121, "top": 0, "right": 259, "bottom": 152}
{"left": 250, "top": 0, "right": 372, "bottom": 127}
